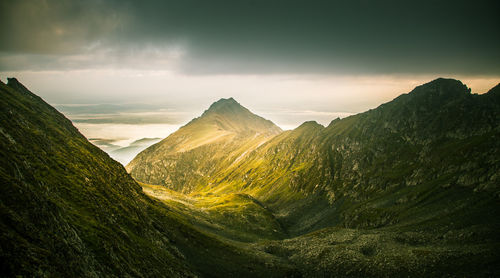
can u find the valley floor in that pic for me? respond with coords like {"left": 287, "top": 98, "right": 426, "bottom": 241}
{"left": 140, "top": 183, "right": 500, "bottom": 277}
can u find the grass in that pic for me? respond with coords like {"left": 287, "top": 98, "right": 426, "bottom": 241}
{"left": 0, "top": 80, "right": 298, "bottom": 277}
{"left": 2, "top": 78, "right": 500, "bottom": 276}
{"left": 130, "top": 79, "right": 500, "bottom": 276}
{"left": 141, "top": 183, "right": 287, "bottom": 242}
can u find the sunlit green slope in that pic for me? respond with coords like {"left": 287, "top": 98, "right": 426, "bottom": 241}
{"left": 132, "top": 78, "right": 500, "bottom": 276}
{"left": 127, "top": 97, "right": 282, "bottom": 192}
{"left": 199, "top": 79, "right": 500, "bottom": 230}
{"left": 0, "top": 79, "right": 297, "bottom": 277}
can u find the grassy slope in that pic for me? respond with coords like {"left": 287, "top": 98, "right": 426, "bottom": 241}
{"left": 200, "top": 79, "right": 500, "bottom": 229}
{"left": 5, "top": 77, "right": 497, "bottom": 277}
{"left": 0, "top": 79, "right": 298, "bottom": 277}
{"left": 136, "top": 78, "right": 500, "bottom": 276}
{"left": 127, "top": 98, "right": 282, "bottom": 192}
{"left": 141, "top": 183, "right": 287, "bottom": 242}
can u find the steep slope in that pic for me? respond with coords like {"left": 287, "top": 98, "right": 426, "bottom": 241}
{"left": 0, "top": 79, "right": 297, "bottom": 277}
{"left": 133, "top": 78, "right": 500, "bottom": 276}
{"left": 127, "top": 97, "right": 282, "bottom": 192}
{"left": 203, "top": 78, "right": 500, "bottom": 226}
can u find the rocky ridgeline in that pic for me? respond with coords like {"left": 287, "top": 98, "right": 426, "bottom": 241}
{"left": 128, "top": 78, "right": 500, "bottom": 276}
{"left": 2, "top": 78, "right": 499, "bottom": 277}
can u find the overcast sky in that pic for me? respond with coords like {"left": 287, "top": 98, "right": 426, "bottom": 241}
{"left": 1, "top": 0, "right": 499, "bottom": 139}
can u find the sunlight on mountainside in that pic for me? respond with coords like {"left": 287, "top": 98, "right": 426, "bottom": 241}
{"left": 1, "top": 0, "right": 499, "bottom": 276}
{"left": 2, "top": 75, "right": 499, "bottom": 277}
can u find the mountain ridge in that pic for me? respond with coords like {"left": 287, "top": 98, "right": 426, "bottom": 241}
{"left": 129, "top": 77, "right": 500, "bottom": 276}
{"left": 0, "top": 79, "right": 297, "bottom": 277}
{"left": 127, "top": 97, "right": 282, "bottom": 192}
{"left": 2, "top": 77, "right": 499, "bottom": 277}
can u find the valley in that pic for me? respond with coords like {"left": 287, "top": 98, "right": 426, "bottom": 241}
{"left": 1, "top": 78, "right": 499, "bottom": 277}
{"left": 129, "top": 78, "right": 499, "bottom": 276}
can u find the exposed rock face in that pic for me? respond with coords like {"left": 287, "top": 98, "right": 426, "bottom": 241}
{"left": 131, "top": 80, "right": 500, "bottom": 232}
{"left": 193, "top": 79, "right": 500, "bottom": 224}
{"left": 128, "top": 79, "right": 500, "bottom": 276}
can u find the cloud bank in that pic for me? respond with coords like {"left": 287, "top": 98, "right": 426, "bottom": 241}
{"left": 1, "top": 0, "right": 499, "bottom": 75}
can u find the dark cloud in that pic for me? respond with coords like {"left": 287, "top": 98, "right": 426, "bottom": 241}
{"left": 1, "top": 0, "right": 499, "bottom": 74}
{"left": 0, "top": 0, "right": 126, "bottom": 54}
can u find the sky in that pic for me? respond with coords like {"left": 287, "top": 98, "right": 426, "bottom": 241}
{"left": 1, "top": 0, "right": 499, "bottom": 149}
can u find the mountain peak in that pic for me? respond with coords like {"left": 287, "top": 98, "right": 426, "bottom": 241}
{"left": 195, "top": 97, "right": 282, "bottom": 134}
{"left": 6, "top": 77, "right": 32, "bottom": 96}
{"left": 7, "top": 77, "right": 20, "bottom": 85}
{"left": 7, "top": 77, "right": 23, "bottom": 88}
{"left": 209, "top": 97, "right": 239, "bottom": 108}
{"left": 202, "top": 97, "right": 248, "bottom": 116}
{"left": 408, "top": 78, "right": 470, "bottom": 98}
{"left": 297, "top": 120, "right": 324, "bottom": 129}
{"left": 219, "top": 97, "right": 237, "bottom": 103}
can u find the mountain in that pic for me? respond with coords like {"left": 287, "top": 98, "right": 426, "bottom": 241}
{"left": 127, "top": 97, "right": 282, "bottom": 192}
{"left": 131, "top": 78, "right": 500, "bottom": 276}
{"left": 0, "top": 79, "right": 297, "bottom": 277}
{"left": 2, "top": 77, "right": 499, "bottom": 277}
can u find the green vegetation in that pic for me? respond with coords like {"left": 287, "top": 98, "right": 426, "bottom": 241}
{"left": 127, "top": 97, "right": 282, "bottom": 192}
{"left": 1, "top": 78, "right": 499, "bottom": 277}
{"left": 0, "top": 79, "right": 297, "bottom": 277}
{"left": 141, "top": 183, "right": 286, "bottom": 242}
{"left": 132, "top": 78, "right": 500, "bottom": 276}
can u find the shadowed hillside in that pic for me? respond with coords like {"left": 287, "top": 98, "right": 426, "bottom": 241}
{"left": 1, "top": 78, "right": 499, "bottom": 277}
{"left": 0, "top": 79, "right": 297, "bottom": 277}
{"left": 131, "top": 78, "right": 500, "bottom": 276}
